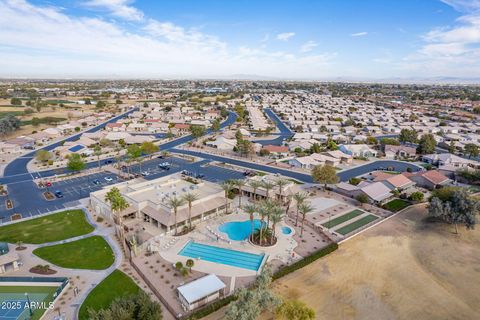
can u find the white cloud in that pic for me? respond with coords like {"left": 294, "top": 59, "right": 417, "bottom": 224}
{"left": 440, "top": 0, "right": 480, "bottom": 12}
{"left": 300, "top": 40, "right": 318, "bottom": 53}
{"left": 83, "top": 0, "right": 144, "bottom": 21}
{"left": 350, "top": 32, "right": 368, "bottom": 37}
{"left": 0, "top": 0, "right": 336, "bottom": 79}
{"left": 276, "top": 32, "right": 295, "bottom": 41}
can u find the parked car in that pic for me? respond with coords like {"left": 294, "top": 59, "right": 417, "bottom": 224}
{"left": 195, "top": 173, "right": 205, "bottom": 179}
{"left": 92, "top": 179, "right": 100, "bottom": 185}
{"left": 158, "top": 162, "right": 171, "bottom": 170}
{"left": 45, "top": 181, "right": 52, "bottom": 187}
{"left": 54, "top": 190, "right": 64, "bottom": 198}
{"left": 104, "top": 159, "right": 113, "bottom": 165}
{"left": 141, "top": 171, "right": 150, "bottom": 176}
{"left": 104, "top": 176, "right": 113, "bottom": 182}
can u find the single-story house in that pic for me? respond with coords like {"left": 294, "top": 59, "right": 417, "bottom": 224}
{"left": 359, "top": 181, "right": 393, "bottom": 204}
{"left": 261, "top": 145, "right": 289, "bottom": 157}
{"left": 404, "top": 170, "right": 451, "bottom": 190}
{"left": 339, "top": 144, "right": 378, "bottom": 158}
{"left": 384, "top": 145, "right": 417, "bottom": 159}
{"left": 177, "top": 274, "right": 226, "bottom": 311}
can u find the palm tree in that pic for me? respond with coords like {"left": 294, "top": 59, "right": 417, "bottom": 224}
{"left": 94, "top": 145, "right": 102, "bottom": 170}
{"left": 249, "top": 180, "right": 262, "bottom": 202}
{"left": 284, "top": 194, "right": 293, "bottom": 216}
{"left": 299, "top": 202, "right": 314, "bottom": 237}
{"left": 221, "top": 181, "right": 234, "bottom": 214}
{"left": 275, "top": 178, "right": 289, "bottom": 204}
{"left": 105, "top": 187, "right": 130, "bottom": 241}
{"left": 233, "top": 179, "right": 246, "bottom": 208}
{"left": 168, "top": 196, "right": 185, "bottom": 235}
{"left": 262, "top": 181, "right": 275, "bottom": 200}
{"left": 243, "top": 203, "right": 258, "bottom": 239}
{"left": 293, "top": 192, "right": 308, "bottom": 226}
{"left": 269, "top": 205, "right": 283, "bottom": 245}
{"left": 182, "top": 192, "right": 199, "bottom": 231}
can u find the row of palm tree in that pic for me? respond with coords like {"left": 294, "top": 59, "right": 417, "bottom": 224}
{"left": 245, "top": 199, "right": 284, "bottom": 246}
{"left": 167, "top": 192, "right": 199, "bottom": 235}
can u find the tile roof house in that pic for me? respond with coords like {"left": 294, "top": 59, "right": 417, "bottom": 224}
{"left": 404, "top": 170, "right": 451, "bottom": 190}
{"left": 262, "top": 145, "right": 289, "bottom": 156}
{"left": 384, "top": 145, "right": 417, "bottom": 159}
{"left": 373, "top": 173, "right": 416, "bottom": 191}
{"left": 359, "top": 181, "right": 393, "bottom": 204}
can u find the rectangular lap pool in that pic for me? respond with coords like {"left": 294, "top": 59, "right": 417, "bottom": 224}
{"left": 179, "top": 241, "right": 264, "bottom": 271}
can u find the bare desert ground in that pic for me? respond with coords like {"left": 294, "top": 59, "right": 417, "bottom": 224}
{"left": 204, "top": 204, "right": 480, "bottom": 320}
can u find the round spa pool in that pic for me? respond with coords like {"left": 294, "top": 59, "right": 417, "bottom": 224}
{"left": 281, "top": 226, "right": 293, "bottom": 235}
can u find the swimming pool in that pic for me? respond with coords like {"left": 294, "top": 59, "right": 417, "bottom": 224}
{"left": 219, "top": 219, "right": 263, "bottom": 241}
{"left": 179, "top": 241, "right": 265, "bottom": 271}
{"left": 282, "top": 226, "right": 292, "bottom": 235}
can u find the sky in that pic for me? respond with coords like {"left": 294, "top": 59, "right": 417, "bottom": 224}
{"left": 1, "top": 0, "right": 480, "bottom": 80}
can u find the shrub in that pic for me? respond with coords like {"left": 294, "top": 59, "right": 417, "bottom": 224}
{"left": 409, "top": 191, "right": 424, "bottom": 202}
{"left": 349, "top": 177, "right": 361, "bottom": 185}
{"left": 187, "top": 295, "right": 237, "bottom": 320}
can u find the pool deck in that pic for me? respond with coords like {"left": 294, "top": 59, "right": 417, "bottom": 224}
{"left": 157, "top": 211, "right": 300, "bottom": 277}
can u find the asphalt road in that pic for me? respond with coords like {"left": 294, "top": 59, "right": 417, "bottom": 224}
{"left": 252, "top": 108, "right": 294, "bottom": 146}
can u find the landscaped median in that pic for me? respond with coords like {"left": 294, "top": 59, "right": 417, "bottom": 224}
{"left": 79, "top": 269, "right": 140, "bottom": 320}
{"left": 0, "top": 209, "right": 94, "bottom": 244}
{"left": 33, "top": 236, "right": 114, "bottom": 270}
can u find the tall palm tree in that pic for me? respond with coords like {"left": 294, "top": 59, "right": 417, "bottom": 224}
{"left": 275, "top": 178, "right": 289, "bottom": 204}
{"left": 249, "top": 180, "right": 262, "bottom": 202}
{"left": 233, "top": 179, "right": 246, "bottom": 208}
{"left": 262, "top": 181, "right": 275, "bottom": 200}
{"left": 94, "top": 145, "right": 102, "bottom": 170}
{"left": 243, "top": 203, "right": 258, "bottom": 239}
{"left": 284, "top": 194, "right": 293, "bottom": 216}
{"left": 293, "top": 192, "right": 308, "bottom": 226}
{"left": 299, "top": 202, "right": 314, "bottom": 238}
{"left": 105, "top": 187, "right": 130, "bottom": 240}
{"left": 182, "top": 192, "right": 198, "bottom": 231}
{"left": 168, "top": 196, "right": 185, "bottom": 235}
{"left": 269, "top": 205, "right": 283, "bottom": 245}
{"left": 221, "top": 181, "right": 234, "bottom": 214}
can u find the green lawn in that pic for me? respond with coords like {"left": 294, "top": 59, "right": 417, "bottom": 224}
{"left": 322, "top": 209, "right": 364, "bottom": 229}
{"left": 336, "top": 214, "right": 379, "bottom": 235}
{"left": 33, "top": 236, "right": 114, "bottom": 270}
{"left": 79, "top": 270, "right": 140, "bottom": 320}
{"left": 383, "top": 199, "right": 411, "bottom": 212}
{"left": 0, "top": 286, "right": 58, "bottom": 320}
{"left": 0, "top": 111, "right": 24, "bottom": 118}
{"left": 0, "top": 209, "right": 94, "bottom": 244}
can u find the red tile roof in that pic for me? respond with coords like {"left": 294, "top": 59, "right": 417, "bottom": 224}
{"left": 262, "top": 145, "right": 289, "bottom": 153}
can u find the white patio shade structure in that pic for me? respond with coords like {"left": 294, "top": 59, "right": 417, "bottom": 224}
{"left": 177, "top": 274, "right": 226, "bottom": 311}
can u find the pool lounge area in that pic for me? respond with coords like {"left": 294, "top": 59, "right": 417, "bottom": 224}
{"left": 179, "top": 241, "right": 265, "bottom": 271}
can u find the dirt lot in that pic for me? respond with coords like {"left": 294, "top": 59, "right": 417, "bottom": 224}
{"left": 203, "top": 204, "right": 480, "bottom": 320}
{"left": 271, "top": 204, "right": 480, "bottom": 320}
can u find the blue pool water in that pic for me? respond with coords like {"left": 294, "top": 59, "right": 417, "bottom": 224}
{"left": 219, "top": 219, "right": 263, "bottom": 241}
{"left": 68, "top": 144, "right": 84, "bottom": 152}
{"left": 179, "top": 241, "right": 265, "bottom": 271}
{"left": 282, "top": 226, "right": 292, "bottom": 235}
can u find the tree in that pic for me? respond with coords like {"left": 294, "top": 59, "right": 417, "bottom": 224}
{"left": 399, "top": 129, "right": 418, "bottom": 143}
{"left": 233, "top": 179, "right": 246, "bottom": 208}
{"left": 94, "top": 145, "right": 102, "bottom": 169}
{"left": 221, "top": 181, "right": 234, "bottom": 214}
{"left": 243, "top": 203, "right": 258, "bottom": 238}
{"left": 104, "top": 187, "right": 130, "bottom": 226}
{"left": 275, "top": 178, "right": 289, "bottom": 204}
{"left": 67, "top": 153, "right": 86, "bottom": 172}
{"left": 366, "top": 136, "right": 377, "bottom": 145}
{"left": 356, "top": 194, "right": 369, "bottom": 205}
{"left": 464, "top": 143, "right": 479, "bottom": 158}
{"left": 10, "top": 97, "right": 22, "bottom": 105}
{"left": 36, "top": 150, "right": 53, "bottom": 162}
{"left": 249, "top": 180, "right": 262, "bottom": 202}
{"left": 428, "top": 189, "right": 479, "bottom": 234}
{"left": 299, "top": 202, "right": 314, "bottom": 237}
{"left": 417, "top": 134, "right": 436, "bottom": 155}
{"left": 380, "top": 138, "right": 400, "bottom": 146}
{"left": 310, "top": 143, "right": 321, "bottom": 154}
{"left": 312, "top": 164, "right": 339, "bottom": 190}
{"left": 141, "top": 141, "right": 159, "bottom": 159}
{"left": 182, "top": 192, "right": 198, "bottom": 231}
{"left": 293, "top": 192, "right": 308, "bottom": 226}
{"left": 96, "top": 100, "right": 106, "bottom": 109}
{"left": 262, "top": 181, "right": 275, "bottom": 199}
{"left": 127, "top": 144, "right": 142, "bottom": 172}
{"left": 226, "top": 267, "right": 281, "bottom": 320}
{"left": 168, "top": 196, "right": 185, "bottom": 235}
{"left": 87, "top": 291, "right": 162, "bottom": 320}
{"left": 276, "top": 299, "right": 316, "bottom": 320}
{"left": 211, "top": 119, "right": 221, "bottom": 132}
{"left": 269, "top": 205, "right": 283, "bottom": 244}
{"left": 190, "top": 125, "right": 206, "bottom": 138}
{"left": 185, "top": 259, "right": 194, "bottom": 272}
{"left": 410, "top": 191, "right": 424, "bottom": 202}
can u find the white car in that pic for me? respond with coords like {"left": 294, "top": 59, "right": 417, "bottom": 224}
{"left": 104, "top": 176, "right": 113, "bottom": 182}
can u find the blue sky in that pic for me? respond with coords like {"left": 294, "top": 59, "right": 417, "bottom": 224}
{"left": 1, "top": 0, "right": 480, "bottom": 79}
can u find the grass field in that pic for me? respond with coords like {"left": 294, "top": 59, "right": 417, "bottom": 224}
{"left": 335, "top": 214, "right": 379, "bottom": 235}
{"left": 0, "top": 111, "right": 24, "bottom": 118}
{"left": 0, "top": 209, "right": 94, "bottom": 244}
{"left": 267, "top": 205, "right": 480, "bottom": 320}
{"left": 383, "top": 199, "right": 411, "bottom": 212}
{"left": 33, "top": 236, "right": 114, "bottom": 270}
{"left": 0, "top": 286, "right": 57, "bottom": 320}
{"left": 79, "top": 270, "right": 140, "bottom": 319}
{"left": 322, "top": 209, "right": 364, "bottom": 229}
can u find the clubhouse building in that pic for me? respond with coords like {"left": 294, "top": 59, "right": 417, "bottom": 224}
{"left": 90, "top": 173, "right": 230, "bottom": 235}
